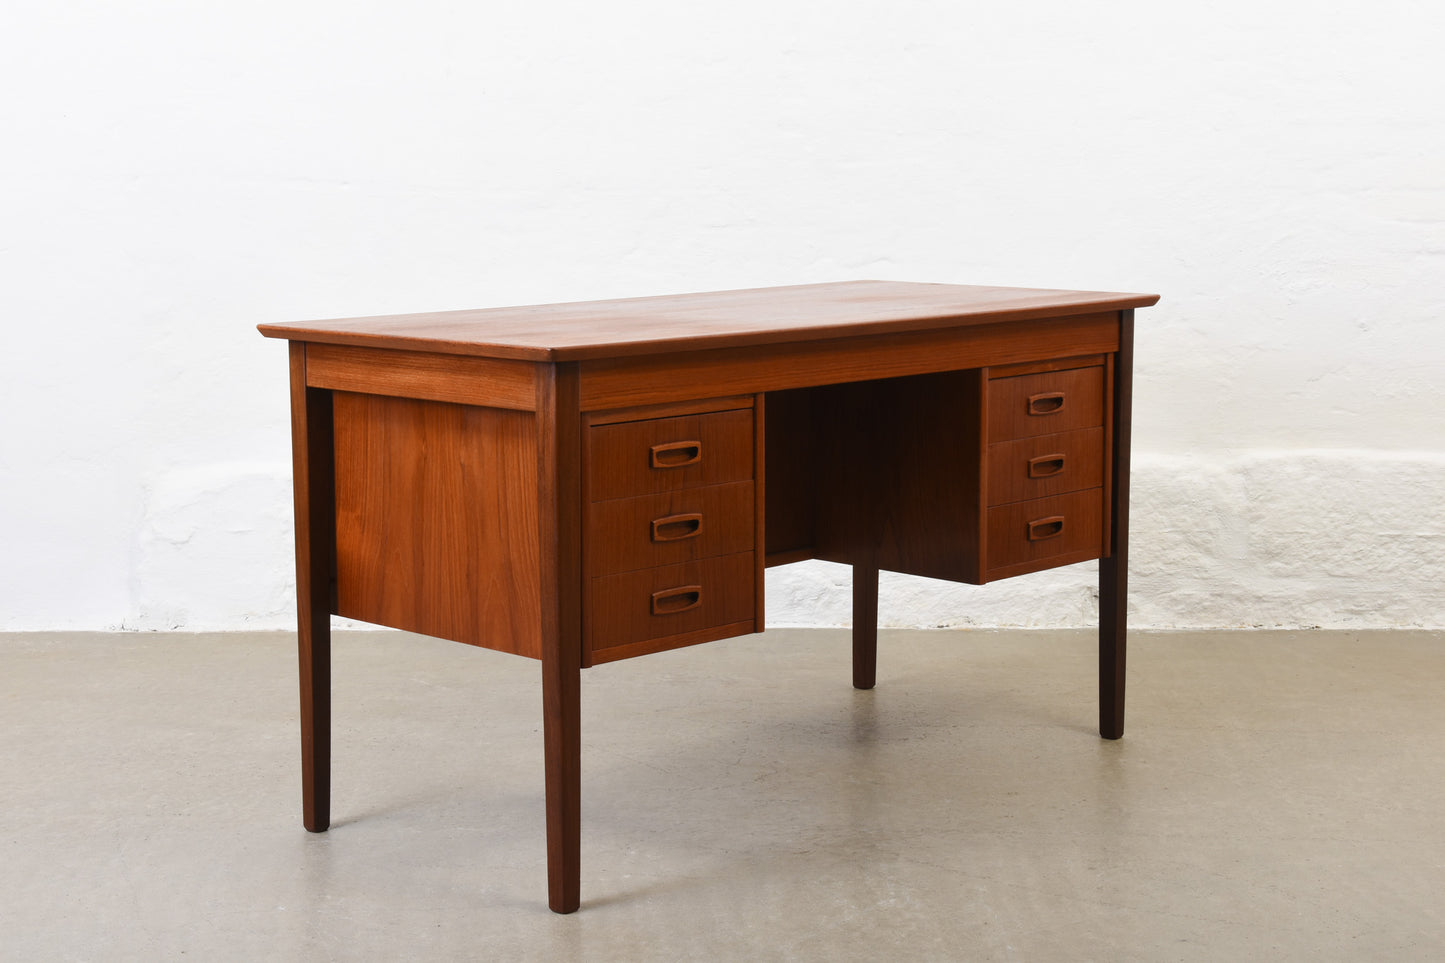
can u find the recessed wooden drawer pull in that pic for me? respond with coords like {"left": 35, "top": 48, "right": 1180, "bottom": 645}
{"left": 1027, "top": 516, "right": 1066, "bottom": 541}
{"left": 1026, "top": 453, "right": 1067, "bottom": 479}
{"left": 651, "top": 585, "right": 702, "bottom": 615}
{"left": 650, "top": 440, "right": 703, "bottom": 469}
{"left": 1026, "top": 392, "right": 1066, "bottom": 416}
{"left": 650, "top": 513, "right": 704, "bottom": 542}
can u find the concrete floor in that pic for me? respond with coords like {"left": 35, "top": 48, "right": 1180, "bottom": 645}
{"left": 1, "top": 628, "right": 1442, "bottom": 961}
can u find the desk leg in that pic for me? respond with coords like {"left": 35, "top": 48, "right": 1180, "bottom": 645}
{"left": 542, "top": 648, "right": 581, "bottom": 913}
{"left": 853, "top": 562, "right": 878, "bottom": 690}
{"left": 539, "top": 362, "right": 582, "bottom": 913}
{"left": 1099, "top": 555, "right": 1126, "bottom": 740}
{"left": 298, "top": 596, "right": 331, "bottom": 832}
{"left": 1099, "top": 310, "right": 1133, "bottom": 740}
{"left": 289, "top": 343, "right": 334, "bottom": 831}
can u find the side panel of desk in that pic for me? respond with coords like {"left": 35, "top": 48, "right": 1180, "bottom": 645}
{"left": 304, "top": 344, "right": 565, "bottom": 661}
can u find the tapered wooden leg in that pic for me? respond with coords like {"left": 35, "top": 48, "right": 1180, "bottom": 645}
{"left": 299, "top": 601, "right": 331, "bottom": 831}
{"left": 1100, "top": 310, "right": 1133, "bottom": 740}
{"left": 542, "top": 648, "right": 581, "bottom": 913}
{"left": 538, "top": 362, "right": 583, "bottom": 913}
{"left": 289, "top": 343, "right": 335, "bottom": 830}
{"left": 1099, "top": 555, "right": 1126, "bottom": 740}
{"left": 853, "top": 561, "right": 878, "bottom": 690}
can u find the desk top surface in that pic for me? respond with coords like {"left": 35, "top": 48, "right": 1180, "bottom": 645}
{"left": 258, "top": 280, "right": 1159, "bottom": 362}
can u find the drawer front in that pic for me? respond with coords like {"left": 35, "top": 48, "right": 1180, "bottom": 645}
{"left": 590, "top": 552, "right": 755, "bottom": 652}
{"left": 586, "top": 482, "right": 754, "bottom": 576}
{"left": 588, "top": 407, "right": 754, "bottom": 501}
{"left": 988, "top": 365, "right": 1104, "bottom": 441}
{"left": 986, "top": 489, "right": 1103, "bottom": 574}
{"left": 987, "top": 427, "right": 1104, "bottom": 506}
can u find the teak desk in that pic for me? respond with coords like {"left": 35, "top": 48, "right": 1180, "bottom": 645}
{"left": 259, "top": 280, "right": 1159, "bottom": 913}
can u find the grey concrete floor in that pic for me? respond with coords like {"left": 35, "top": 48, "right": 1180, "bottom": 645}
{"left": 1, "top": 628, "right": 1442, "bottom": 961}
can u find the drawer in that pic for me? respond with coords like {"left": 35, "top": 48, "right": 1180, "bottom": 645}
{"left": 988, "top": 365, "right": 1104, "bottom": 441}
{"left": 586, "top": 482, "right": 754, "bottom": 576}
{"left": 588, "top": 407, "right": 754, "bottom": 501}
{"left": 985, "top": 489, "right": 1103, "bottom": 574}
{"left": 987, "top": 427, "right": 1104, "bottom": 506}
{"left": 590, "top": 552, "right": 755, "bottom": 653}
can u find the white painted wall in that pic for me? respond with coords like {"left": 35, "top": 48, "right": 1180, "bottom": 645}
{"left": 2, "top": 1, "right": 1442, "bottom": 632}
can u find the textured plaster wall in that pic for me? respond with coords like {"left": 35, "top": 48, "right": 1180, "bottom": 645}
{"left": 2, "top": 1, "right": 1442, "bottom": 632}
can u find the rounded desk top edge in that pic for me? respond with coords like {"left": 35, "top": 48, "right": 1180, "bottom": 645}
{"left": 255, "top": 280, "right": 1160, "bottom": 363}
